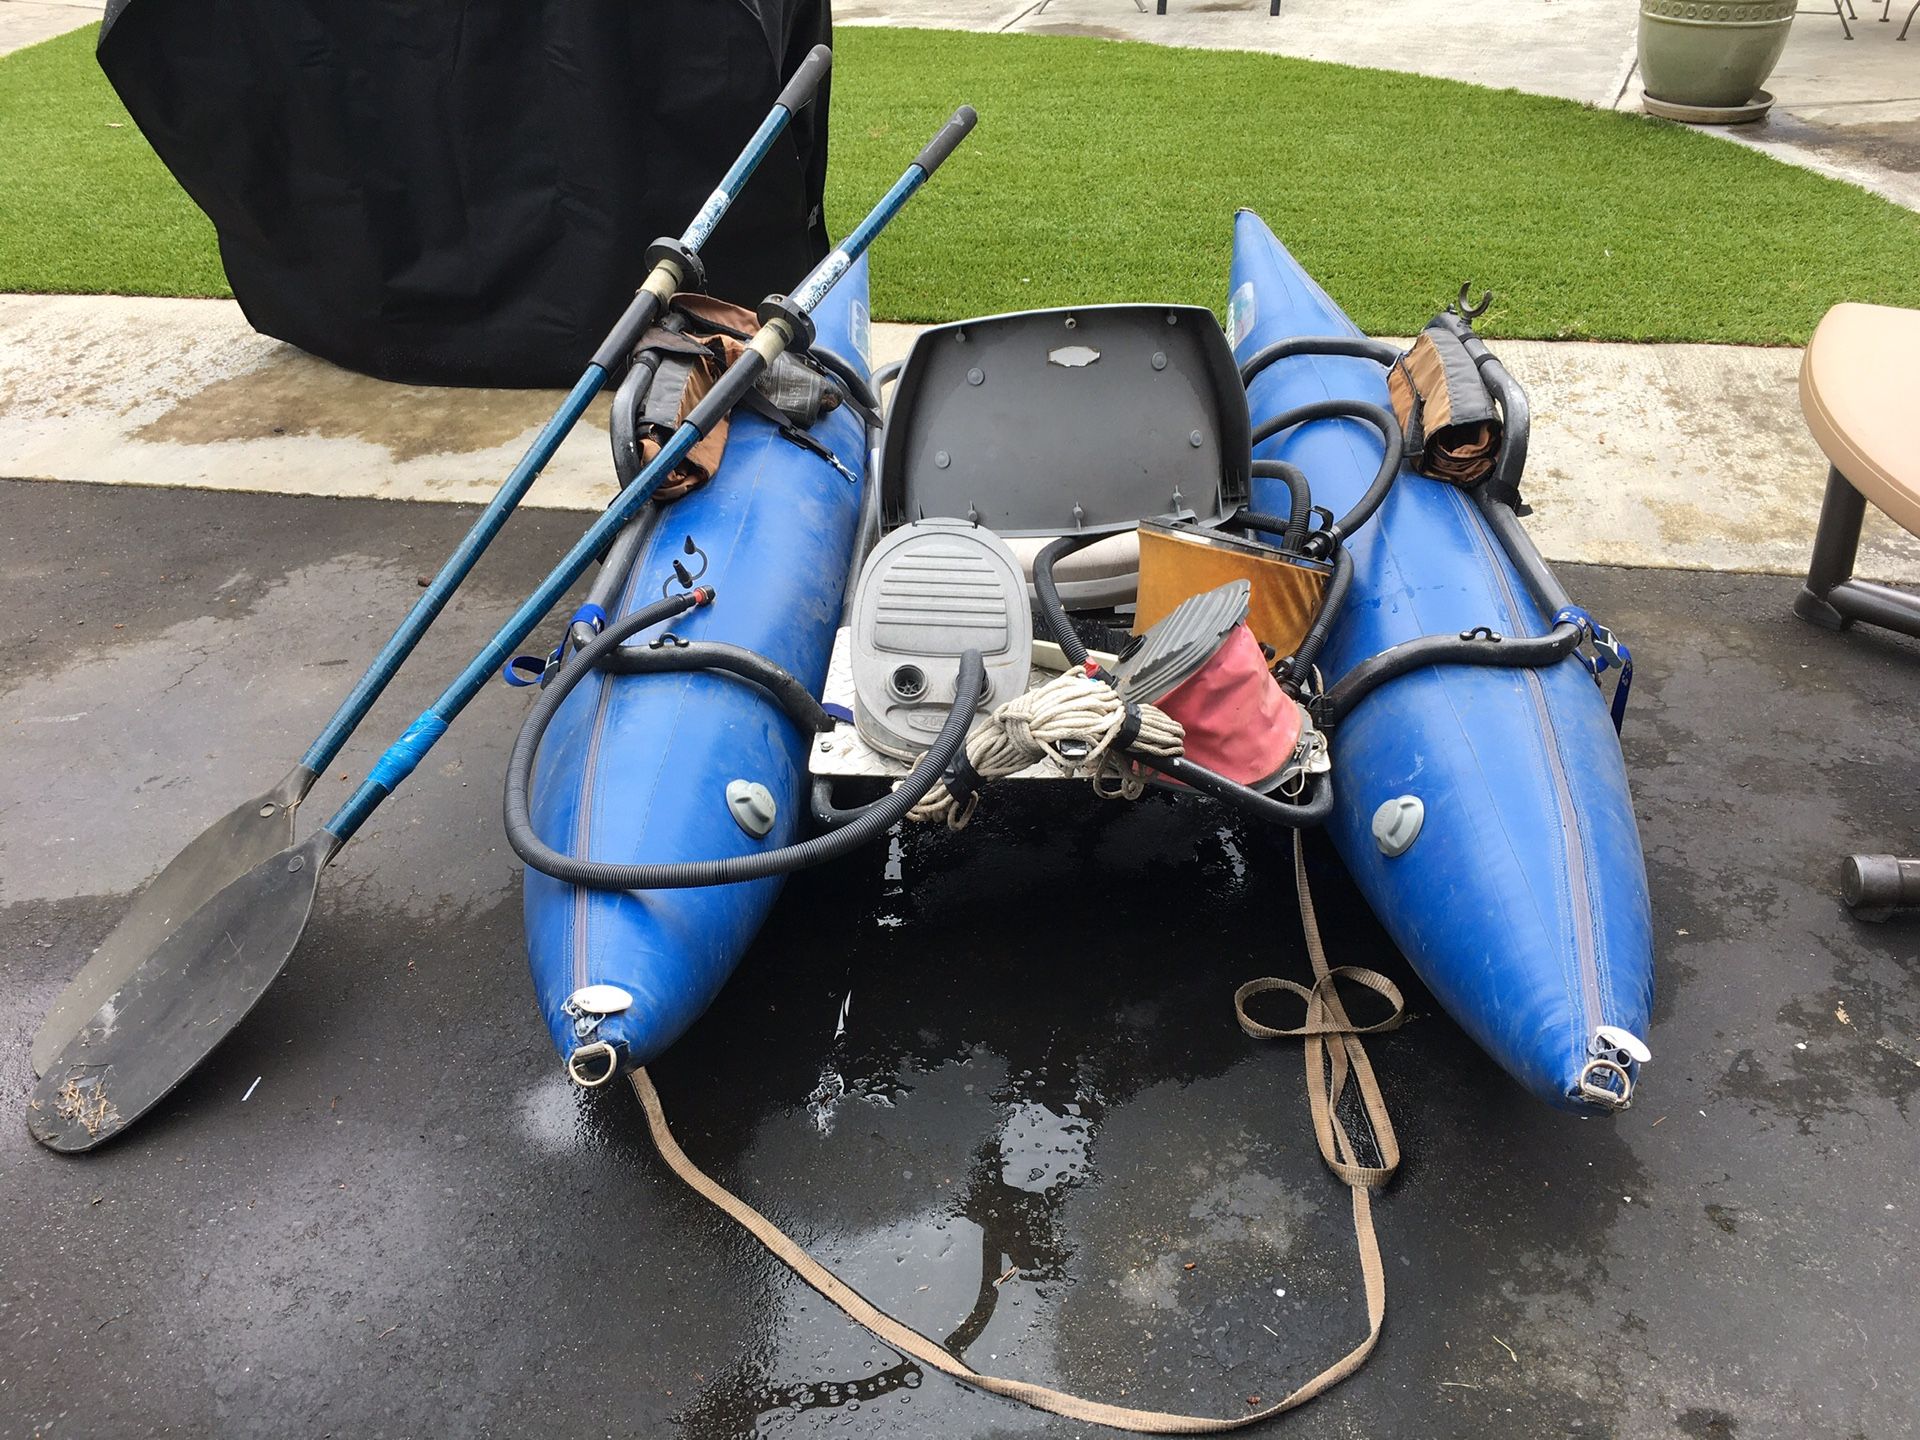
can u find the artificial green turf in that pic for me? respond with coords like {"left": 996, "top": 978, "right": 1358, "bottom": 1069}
{"left": 6, "top": 23, "right": 1919, "bottom": 343}
{"left": 0, "top": 24, "right": 227, "bottom": 298}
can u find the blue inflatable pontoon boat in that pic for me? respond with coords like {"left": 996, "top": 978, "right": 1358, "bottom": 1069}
{"left": 1231, "top": 211, "right": 1653, "bottom": 1110}
{"left": 521, "top": 261, "right": 874, "bottom": 1083}
{"left": 518, "top": 219, "right": 1653, "bottom": 1115}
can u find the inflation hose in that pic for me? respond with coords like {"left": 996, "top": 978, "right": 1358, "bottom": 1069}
{"left": 1033, "top": 535, "right": 1102, "bottom": 674}
{"left": 1282, "top": 545, "right": 1353, "bottom": 682}
{"left": 1247, "top": 459, "right": 1312, "bottom": 549}
{"left": 1314, "top": 621, "right": 1582, "bottom": 728}
{"left": 505, "top": 606, "right": 984, "bottom": 889}
{"left": 1251, "top": 399, "right": 1403, "bottom": 553}
{"left": 1238, "top": 334, "right": 1403, "bottom": 387}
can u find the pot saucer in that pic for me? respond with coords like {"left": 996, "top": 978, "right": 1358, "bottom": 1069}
{"left": 1641, "top": 89, "right": 1774, "bottom": 125}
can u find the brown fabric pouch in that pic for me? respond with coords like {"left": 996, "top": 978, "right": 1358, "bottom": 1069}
{"left": 630, "top": 294, "right": 840, "bottom": 501}
{"left": 1387, "top": 321, "right": 1502, "bottom": 486}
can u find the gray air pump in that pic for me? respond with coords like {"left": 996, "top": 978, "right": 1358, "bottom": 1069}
{"left": 849, "top": 519, "right": 1033, "bottom": 760}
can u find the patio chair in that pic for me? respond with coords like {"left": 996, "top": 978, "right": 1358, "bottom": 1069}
{"left": 1794, "top": 303, "right": 1920, "bottom": 638}
{"left": 1792, "top": 301, "right": 1920, "bottom": 920}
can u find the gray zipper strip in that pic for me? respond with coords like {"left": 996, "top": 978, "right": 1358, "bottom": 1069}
{"left": 1451, "top": 486, "right": 1608, "bottom": 1048}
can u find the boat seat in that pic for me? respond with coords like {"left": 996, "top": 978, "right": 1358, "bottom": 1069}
{"left": 1004, "top": 531, "right": 1140, "bottom": 610}
{"left": 876, "top": 304, "right": 1251, "bottom": 612}
{"left": 1794, "top": 302, "right": 1920, "bottom": 638}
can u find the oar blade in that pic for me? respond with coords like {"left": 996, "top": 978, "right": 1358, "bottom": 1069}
{"left": 26, "top": 829, "right": 333, "bottom": 1154}
{"left": 30, "top": 779, "right": 304, "bottom": 1077}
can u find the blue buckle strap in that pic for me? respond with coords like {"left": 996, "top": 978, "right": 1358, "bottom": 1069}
{"left": 501, "top": 603, "right": 608, "bottom": 688}
{"left": 1553, "top": 605, "right": 1632, "bottom": 733}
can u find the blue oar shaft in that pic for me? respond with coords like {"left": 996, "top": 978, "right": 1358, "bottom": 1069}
{"left": 297, "top": 370, "right": 603, "bottom": 775}
{"left": 294, "top": 48, "right": 833, "bottom": 781}
{"left": 324, "top": 107, "right": 976, "bottom": 844}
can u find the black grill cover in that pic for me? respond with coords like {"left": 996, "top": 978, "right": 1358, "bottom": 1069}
{"left": 97, "top": 0, "right": 832, "bottom": 386}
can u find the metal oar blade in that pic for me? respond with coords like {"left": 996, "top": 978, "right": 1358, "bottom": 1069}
{"left": 29, "top": 768, "right": 309, "bottom": 1077}
{"left": 27, "top": 828, "right": 335, "bottom": 1153}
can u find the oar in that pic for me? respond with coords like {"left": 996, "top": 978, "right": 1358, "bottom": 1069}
{"left": 27, "top": 45, "right": 834, "bottom": 1080}
{"left": 29, "top": 106, "right": 979, "bottom": 1154}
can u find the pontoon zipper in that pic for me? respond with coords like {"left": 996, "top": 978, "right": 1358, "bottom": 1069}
{"left": 1453, "top": 488, "right": 1609, "bottom": 1070}
{"left": 571, "top": 518, "right": 661, "bottom": 996}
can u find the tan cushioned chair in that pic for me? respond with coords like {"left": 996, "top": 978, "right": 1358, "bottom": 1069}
{"left": 1794, "top": 303, "right": 1920, "bottom": 637}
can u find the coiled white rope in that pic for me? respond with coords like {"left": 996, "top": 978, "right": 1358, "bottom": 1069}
{"left": 907, "top": 669, "right": 1184, "bottom": 830}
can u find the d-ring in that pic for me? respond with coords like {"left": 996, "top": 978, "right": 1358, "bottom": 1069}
{"left": 1577, "top": 1057, "right": 1633, "bottom": 1108}
{"left": 566, "top": 1041, "right": 620, "bottom": 1089}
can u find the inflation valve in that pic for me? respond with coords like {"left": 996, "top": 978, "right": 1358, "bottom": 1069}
{"left": 1371, "top": 795, "right": 1425, "bottom": 857}
{"left": 726, "top": 779, "right": 777, "bottom": 838}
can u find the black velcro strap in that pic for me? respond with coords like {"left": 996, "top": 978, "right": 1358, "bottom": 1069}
{"left": 1115, "top": 702, "right": 1144, "bottom": 752}
{"left": 942, "top": 748, "right": 984, "bottom": 809}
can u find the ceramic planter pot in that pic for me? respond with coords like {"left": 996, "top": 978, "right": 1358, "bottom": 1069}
{"left": 1638, "top": 0, "right": 1796, "bottom": 110}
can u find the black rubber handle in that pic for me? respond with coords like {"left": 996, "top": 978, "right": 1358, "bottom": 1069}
{"left": 776, "top": 44, "right": 832, "bottom": 113}
{"left": 913, "top": 105, "right": 977, "bottom": 176}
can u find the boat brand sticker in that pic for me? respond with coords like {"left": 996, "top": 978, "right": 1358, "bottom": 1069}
{"left": 688, "top": 186, "right": 730, "bottom": 246}
{"left": 850, "top": 298, "right": 872, "bottom": 374}
{"left": 1227, "top": 282, "right": 1256, "bottom": 352}
{"left": 795, "top": 249, "right": 852, "bottom": 310}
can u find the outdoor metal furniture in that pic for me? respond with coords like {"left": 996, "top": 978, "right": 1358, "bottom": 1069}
{"left": 1822, "top": 0, "right": 1919, "bottom": 38}
{"left": 1793, "top": 301, "right": 1920, "bottom": 920}
{"left": 1794, "top": 303, "right": 1920, "bottom": 638}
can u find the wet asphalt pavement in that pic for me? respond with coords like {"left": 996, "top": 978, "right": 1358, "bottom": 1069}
{"left": 3, "top": 477, "right": 1917, "bottom": 1439}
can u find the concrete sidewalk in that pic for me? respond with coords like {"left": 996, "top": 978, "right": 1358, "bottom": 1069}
{"left": 5, "top": 292, "right": 1917, "bottom": 582}
{"left": 0, "top": 0, "right": 99, "bottom": 57}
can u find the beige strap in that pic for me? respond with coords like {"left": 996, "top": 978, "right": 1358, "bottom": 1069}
{"left": 631, "top": 829, "right": 1402, "bottom": 1433}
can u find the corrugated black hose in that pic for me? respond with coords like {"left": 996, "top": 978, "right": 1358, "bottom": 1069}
{"left": 1250, "top": 399, "right": 1402, "bottom": 552}
{"left": 504, "top": 598, "right": 982, "bottom": 889}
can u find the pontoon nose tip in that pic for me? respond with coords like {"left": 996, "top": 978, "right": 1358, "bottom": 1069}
{"left": 1577, "top": 1026, "right": 1653, "bottom": 1110}
{"left": 565, "top": 1041, "right": 621, "bottom": 1089}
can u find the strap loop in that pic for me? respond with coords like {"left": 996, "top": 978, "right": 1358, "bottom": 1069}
{"left": 502, "top": 604, "right": 609, "bottom": 688}
{"left": 1552, "top": 605, "right": 1633, "bottom": 733}
{"left": 626, "top": 828, "right": 1398, "bottom": 1433}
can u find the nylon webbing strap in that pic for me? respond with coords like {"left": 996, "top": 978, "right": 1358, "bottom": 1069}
{"left": 630, "top": 828, "right": 1401, "bottom": 1433}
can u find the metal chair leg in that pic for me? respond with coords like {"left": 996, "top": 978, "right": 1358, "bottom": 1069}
{"left": 1796, "top": 466, "right": 1867, "bottom": 629}
{"left": 1795, "top": 465, "right": 1920, "bottom": 637}
{"left": 1836, "top": 0, "right": 1855, "bottom": 37}
{"left": 1901, "top": 0, "right": 1917, "bottom": 36}
{"left": 1844, "top": 855, "right": 1920, "bottom": 922}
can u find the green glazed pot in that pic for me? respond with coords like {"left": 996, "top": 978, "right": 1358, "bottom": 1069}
{"left": 1638, "top": 0, "right": 1796, "bottom": 110}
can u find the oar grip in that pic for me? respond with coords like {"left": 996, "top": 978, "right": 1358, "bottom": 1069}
{"left": 776, "top": 44, "right": 832, "bottom": 113}
{"left": 913, "top": 105, "right": 977, "bottom": 177}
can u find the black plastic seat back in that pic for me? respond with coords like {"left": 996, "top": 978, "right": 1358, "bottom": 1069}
{"left": 879, "top": 305, "right": 1251, "bottom": 539}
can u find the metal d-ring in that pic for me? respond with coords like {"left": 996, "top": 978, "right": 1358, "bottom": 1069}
{"left": 566, "top": 1041, "right": 620, "bottom": 1089}
{"left": 1577, "top": 1056, "right": 1633, "bottom": 1109}
{"left": 1452, "top": 283, "right": 1493, "bottom": 321}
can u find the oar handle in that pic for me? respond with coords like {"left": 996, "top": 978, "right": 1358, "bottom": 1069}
{"left": 913, "top": 104, "right": 977, "bottom": 176}
{"left": 322, "top": 105, "right": 977, "bottom": 845}
{"left": 294, "top": 53, "right": 838, "bottom": 783}
{"left": 775, "top": 43, "right": 833, "bottom": 115}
